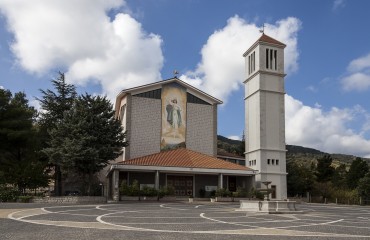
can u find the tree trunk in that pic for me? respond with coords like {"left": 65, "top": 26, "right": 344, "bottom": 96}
{"left": 54, "top": 165, "right": 62, "bottom": 196}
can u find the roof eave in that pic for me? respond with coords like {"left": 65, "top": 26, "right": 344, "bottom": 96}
{"left": 112, "top": 164, "right": 255, "bottom": 175}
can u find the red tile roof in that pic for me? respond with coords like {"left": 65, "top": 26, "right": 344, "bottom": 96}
{"left": 243, "top": 33, "right": 286, "bottom": 56}
{"left": 118, "top": 148, "right": 251, "bottom": 171}
{"left": 257, "top": 34, "right": 286, "bottom": 47}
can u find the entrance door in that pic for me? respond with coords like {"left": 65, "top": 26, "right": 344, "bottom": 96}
{"left": 228, "top": 176, "right": 237, "bottom": 192}
{"left": 167, "top": 175, "right": 193, "bottom": 196}
{"left": 271, "top": 185, "right": 276, "bottom": 199}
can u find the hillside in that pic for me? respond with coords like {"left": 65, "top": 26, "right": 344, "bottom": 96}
{"left": 217, "top": 135, "right": 370, "bottom": 166}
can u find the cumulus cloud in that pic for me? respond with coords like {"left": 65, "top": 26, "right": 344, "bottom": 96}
{"left": 181, "top": 16, "right": 301, "bottom": 102}
{"left": 285, "top": 95, "right": 370, "bottom": 157}
{"left": 0, "top": 0, "right": 163, "bottom": 100}
{"left": 0, "top": 85, "right": 4, "bottom": 89}
{"left": 341, "top": 53, "right": 370, "bottom": 92}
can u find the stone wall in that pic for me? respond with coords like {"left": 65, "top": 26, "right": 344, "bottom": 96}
{"left": 31, "top": 196, "right": 106, "bottom": 204}
{"left": 186, "top": 103, "right": 216, "bottom": 156}
{"left": 129, "top": 96, "right": 161, "bottom": 159}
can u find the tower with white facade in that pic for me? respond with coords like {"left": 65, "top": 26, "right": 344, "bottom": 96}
{"left": 243, "top": 34, "right": 287, "bottom": 199}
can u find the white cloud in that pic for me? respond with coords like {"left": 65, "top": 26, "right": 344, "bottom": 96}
{"left": 181, "top": 16, "right": 301, "bottom": 103}
{"left": 285, "top": 95, "right": 370, "bottom": 157}
{"left": 347, "top": 53, "right": 370, "bottom": 72}
{"left": 227, "top": 135, "right": 241, "bottom": 141}
{"left": 341, "top": 53, "right": 370, "bottom": 92}
{"left": 342, "top": 73, "right": 370, "bottom": 92}
{"left": 333, "top": 0, "right": 346, "bottom": 11}
{"left": 0, "top": 0, "right": 163, "bottom": 101}
{"left": 0, "top": 85, "right": 4, "bottom": 89}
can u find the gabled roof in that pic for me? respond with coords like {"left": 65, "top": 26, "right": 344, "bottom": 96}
{"left": 258, "top": 34, "right": 286, "bottom": 47}
{"left": 117, "top": 148, "right": 251, "bottom": 171}
{"left": 243, "top": 33, "right": 286, "bottom": 56}
{"left": 115, "top": 77, "right": 223, "bottom": 113}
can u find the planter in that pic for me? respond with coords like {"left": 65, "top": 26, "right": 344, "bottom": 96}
{"left": 233, "top": 197, "right": 251, "bottom": 202}
{"left": 188, "top": 198, "right": 194, "bottom": 203}
{"left": 210, "top": 198, "right": 216, "bottom": 203}
{"left": 120, "top": 196, "right": 140, "bottom": 201}
{"left": 215, "top": 197, "right": 233, "bottom": 202}
{"left": 141, "top": 196, "right": 158, "bottom": 201}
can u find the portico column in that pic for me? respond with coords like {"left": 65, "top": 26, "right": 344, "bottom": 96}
{"left": 112, "top": 170, "right": 120, "bottom": 202}
{"left": 218, "top": 173, "right": 223, "bottom": 189}
{"left": 155, "top": 170, "right": 160, "bottom": 190}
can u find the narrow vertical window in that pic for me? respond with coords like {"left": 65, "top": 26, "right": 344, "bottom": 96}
{"left": 251, "top": 53, "right": 253, "bottom": 73}
{"left": 248, "top": 55, "right": 251, "bottom": 74}
{"left": 267, "top": 159, "right": 270, "bottom": 165}
{"left": 272, "top": 159, "right": 275, "bottom": 165}
{"left": 253, "top": 52, "right": 255, "bottom": 72}
{"left": 270, "top": 49, "right": 273, "bottom": 70}
{"left": 266, "top": 48, "right": 269, "bottom": 69}
{"left": 274, "top": 50, "right": 277, "bottom": 70}
{"left": 276, "top": 159, "right": 279, "bottom": 165}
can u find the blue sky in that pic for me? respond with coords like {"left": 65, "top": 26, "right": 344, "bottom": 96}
{"left": 1, "top": 0, "right": 370, "bottom": 157}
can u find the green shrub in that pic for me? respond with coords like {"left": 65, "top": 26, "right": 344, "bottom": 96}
{"left": 158, "top": 185, "right": 175, "bottom": 198}
{"left": 251, "top": 188, "right": 264, "bottom": 200}
{"left": 0, "top": 185, "right": 20, "bottom": 202}
{"left": 234, "top": 187, "right": 249, "bottom": 198}
{"left": 215, "top": 188, "right": 231, "bottom": 197}
{"left": 120, "top": 179, "right": 140, "bottom": 196}
{"left": 129, "top": 180, "right": 140, "bottom": 196}
{"left": 17, "top": 196, "right": 33, "bottom": 203}
{"left": 141, "top": 186, "right": 157, "bottom": 197}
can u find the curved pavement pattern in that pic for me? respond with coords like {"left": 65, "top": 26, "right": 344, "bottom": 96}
{"left": 6, "top": 202, "right": 370, "bottom": 238}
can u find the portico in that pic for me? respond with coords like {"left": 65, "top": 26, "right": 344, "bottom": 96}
{"left": 107, "top": 148, "right": 255, "bottom": 200}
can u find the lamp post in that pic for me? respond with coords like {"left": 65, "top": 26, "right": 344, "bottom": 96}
{"left": 99, "top": 183, "right": 104, "bottom": 196}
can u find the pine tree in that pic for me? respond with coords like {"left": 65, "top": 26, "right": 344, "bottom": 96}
{"left": 44, "top": 94, "right": 128, "bottom": 195}
{"left": 347, "top": 157, "right": 369, "bottom": 189}
{"left": 316, "top": 155, "right": 335, "bottom": 182}
{"left": 0, "top": 89, "right": 49, "bottom": 191}
{"left": 38, "top": 72, "right": 77, "bottom": 196}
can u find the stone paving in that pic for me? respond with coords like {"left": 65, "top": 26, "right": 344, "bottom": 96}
{"left": 1, "top": 202, "right": 370, "bottom": 239}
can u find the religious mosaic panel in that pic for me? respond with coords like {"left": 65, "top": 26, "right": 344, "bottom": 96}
{"left": 160, "top": 83, "right": 186, "bottom": 150}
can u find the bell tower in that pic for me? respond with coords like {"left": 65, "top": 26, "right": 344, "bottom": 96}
{"left": 243, "top": 34, "right": 287, "bottom": 200}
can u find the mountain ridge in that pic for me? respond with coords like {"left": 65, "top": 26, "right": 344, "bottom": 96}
{"left": 217, "top": 135, "right": 370, "bottom": 166}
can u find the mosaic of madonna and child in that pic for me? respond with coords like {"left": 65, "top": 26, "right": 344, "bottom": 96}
{"left": 161, "top": 83, "right": 186, "bottom": 150}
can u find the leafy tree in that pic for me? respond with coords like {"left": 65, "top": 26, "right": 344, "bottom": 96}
{"left": 0, "top": 89, "right": 49, "bottom": 192}
{"left": 313, "top": 181, "right": 333, "bottom": 199}
{"left": 44, "top": 94, "right": 128, "bottom": 195}
{"left": 332, "top": 164, "right": 348, "bottom": 188}
{"left": 316, "top": 155, "right": 335, "bottom": 182}
{"left": 38, "top": 72, "right": 77, "bottom": 196}
{"left": 357, "top": 172, "right": 370, "bottom": 200}
{"left": 287, "top": 160, "right": 315, "bottom": 196}
{"left": 347, "top": 157, "right": 369, "bottom": 189}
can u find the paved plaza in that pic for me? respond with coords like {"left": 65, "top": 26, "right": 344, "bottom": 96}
{"left": 0, "top": 202, "right": 369, "bottom": 239}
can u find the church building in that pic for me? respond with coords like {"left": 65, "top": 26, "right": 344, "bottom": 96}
{"left": 105, "top": 33, "right": 288, "bottom": 201}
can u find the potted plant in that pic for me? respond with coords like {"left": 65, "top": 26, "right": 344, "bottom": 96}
{"left": 210, "top": 190, "right": 216, "bottom": 203}
{"left": 188, "top": 194, "right": 194, "bottom": 203}
{"left": 215, "top": 188, "right": 232, "bottom": 202}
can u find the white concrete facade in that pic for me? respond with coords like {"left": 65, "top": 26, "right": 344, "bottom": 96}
{"left": 243, "top": 35, "right": 288, "bottom": 200}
